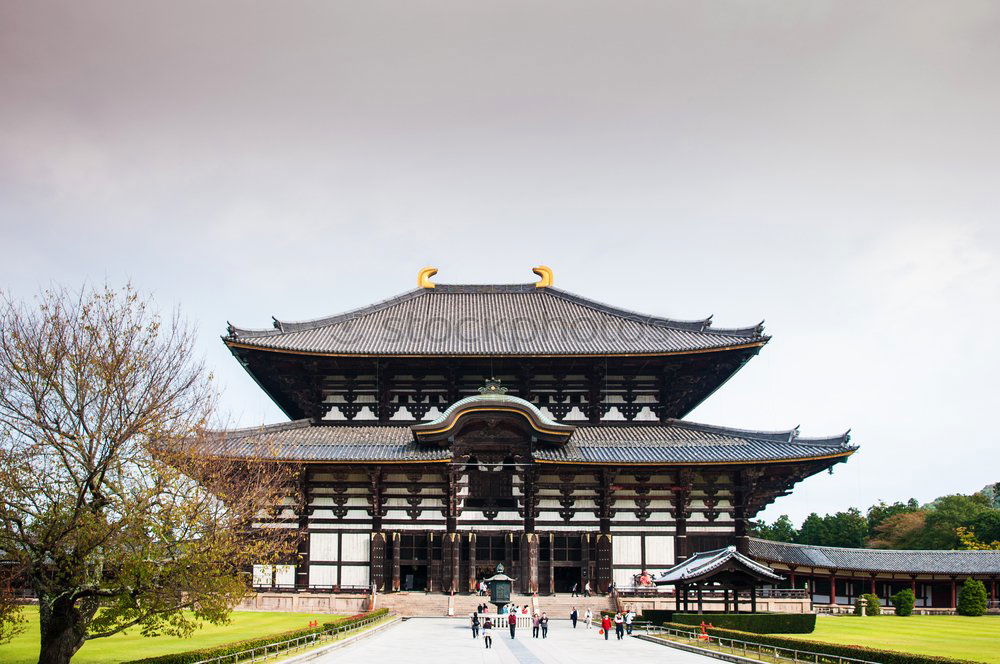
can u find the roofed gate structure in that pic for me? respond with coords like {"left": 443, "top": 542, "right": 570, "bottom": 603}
{"left": 203, "top": 267, "right": 856, "bottom": 597}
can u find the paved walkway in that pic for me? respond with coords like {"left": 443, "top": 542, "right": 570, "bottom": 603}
{"left": 314, "top": 617, "right": 717, "bottom": 664}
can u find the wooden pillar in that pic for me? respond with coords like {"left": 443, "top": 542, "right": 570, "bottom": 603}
{"left": 296, "top": 471, "right": 311, "bottom": 590}
{"left": 548, "top": 533, "right": 556, "bottom": 594}
{"left": 789, "top": 569, "right": 797, "bottom": 591}
{"left": 733, "top": 469, "right": 754, "bottom": 555}
{"left": 750, "top": 583, "right": 757, "bottom": 613}
{"left": 830, "top": 573, "right": 838, "bottom": 606}
{"left": 870, "top": 575, "right": 877, "bottom": 596}
{"left": 521, "top": 533, "right": 539, "bottom": 594}
{"left": 991, "top": 578, "right": 996, "bottom": 606}
{"left": 581, "top": 533, "right": 591, "bottom": 588}
{"left": 675, "top": 584, "right": 682, "bottom": 611}
{"left": 950, "top": 578, "right": 957, "bottom": 608}
{"left": 427, "top": 532, "right": 439, "bottom": 592}
{"left": 672, "top": 470, "right": 691, "bottom": 562}
{"left": 723, "top": 587, "right": 729, "bottom": 613}
{"left": 391, "top": 532, "right": 401, "bottom": 591}
{"left": 732, "top": 585, "right": 739, "bottom": 613}
{"left": 911, "top": 577, "right": 918, "bottom": 605}
{"left": 697, "top": 584, "right": 704, "bottom": 614}
{"left": 467, "top": 532, "right": 477, "bottom": 593}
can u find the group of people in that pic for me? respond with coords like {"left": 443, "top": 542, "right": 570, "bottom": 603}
{"left": 470, "top": 608, "right": 549, "bottom": 647}
{"left": 599, "top": 610, "right": 635, "bottom": 640}
{"left": 568, "top": 581, "right": 593, "bottom": 597}
{"left": 472, "top": 606, "right": 636, "bottom": 648}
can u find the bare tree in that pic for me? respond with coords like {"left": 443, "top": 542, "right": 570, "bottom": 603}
{"left": 0, "top": 285, "right": 295, "bottom": 664}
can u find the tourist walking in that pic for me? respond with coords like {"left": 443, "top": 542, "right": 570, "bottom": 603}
{"left": 471, "top": 612, "right": 480, "bottom": 638}
{"left": 479, "top": 580, "right": 487, "bottom": 596}
{"left": 541, "top": 612, "right": 549, "bottom": 638}
{"left": 584, "top": 607, "right": 593, "bottom": 629}
{"left": 532, "top": 613, "right": 540, "bottom": 638}
{"left": 614, "top": 612, "right": 625, "bottom": 640}
{"left": 571, "top": 582, "right": 579, "bottom": 597}
{"left": 584, "top": 580, "right": 591, "bottom": 597}
{"left": 570, "top": 607, "right": 578, "bottom": 628}
{"left": 508, "top": 610, "right": 517, "bottom": 639}
{"left": 625, "top": 609, "right": 634, "bottom": 635}
{"left": 601, "top": 614, "right": 612, "bottom": 640}
{"left": 483, "top": 618, "right": 493, "bottom": 649}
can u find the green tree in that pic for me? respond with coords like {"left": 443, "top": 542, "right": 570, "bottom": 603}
{"left": 751, "top": 514, "right": 797, "bottom": 542}
{"left": 919, "top": 495, "right": 991, "bottom": 548}
{"left": 867, "top": 499, "right": 919, "bottom": 532}
{"left": 868, "top": 510, "right": 929, "bottom": 549}
{"left": 796, "top": 513, "right": 827, "bottom": 546}
{"left": 0, "top": 285, "right": 295, "bottom": 664}
{"left": 890, "top": 588, "right": 915, "bottom": 616}
{"left": 957, "top": 579, "right": 988, "bottom": 616}
{"left": 797, "top": 509, "right": 868, "bottom": 547}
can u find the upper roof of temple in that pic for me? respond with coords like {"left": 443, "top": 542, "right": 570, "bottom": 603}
{"left": 224, "top": 271, "right": 767, "bottom": 357}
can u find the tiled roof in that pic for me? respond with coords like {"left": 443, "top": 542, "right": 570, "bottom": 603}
{"left": 748, "top": 538, "right": 1000, "bottom": 575}
{"left": 191, "top": 419, "right": 853, "bottom": 465}
{"left": 225, "top": 284, "right": 767, "bottom": 356}
{"left": 657, "top": 545, "right": 784, "bottom": 583}
{"left": 536, "top": 420, "right": 852, "bottom": 463}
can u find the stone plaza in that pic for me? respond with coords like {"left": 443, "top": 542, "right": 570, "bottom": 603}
{"left": 312, "top": 617, "right": 714, "bottom": 664}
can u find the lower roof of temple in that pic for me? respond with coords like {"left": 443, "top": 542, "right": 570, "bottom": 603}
{"left": 192, "top": 419, "right": 855, "bottom": 466}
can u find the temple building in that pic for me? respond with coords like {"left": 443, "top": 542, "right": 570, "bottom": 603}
{"left": 199, "top": 266, "right": 857, "bottom": 597}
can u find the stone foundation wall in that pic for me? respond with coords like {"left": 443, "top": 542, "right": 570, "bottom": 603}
{"left": 236, "top": 591, "right": 369, "bottom": 614}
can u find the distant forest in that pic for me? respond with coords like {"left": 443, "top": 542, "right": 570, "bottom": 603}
{"left": 750, "top": 483, "right": 1000, "bottom": 550}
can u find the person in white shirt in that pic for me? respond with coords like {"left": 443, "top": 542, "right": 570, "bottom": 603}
{"left": 584, "top": 607, "right": 593, "bottom": 629}
{"left": 625, "top": 609, "right": 635, "bottom": 635}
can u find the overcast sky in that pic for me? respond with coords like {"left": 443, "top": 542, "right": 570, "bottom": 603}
{"left": 2, "top": 1, "right": 999, "bottom": 523}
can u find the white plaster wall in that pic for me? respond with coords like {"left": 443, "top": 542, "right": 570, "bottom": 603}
{"left": 253, "top": 565, "right": 273, "bottom": 586}
{"left": 309, "top": 565, "right": 337, "bottom": 587}
{"left": 274, "top": 565, "right": 296, "bottom": 587}
{"left": 341, "top": 533, "right": 370, "bottom": 562}
{"left": 310, "top": 532, "right": 339, "bottom": 562}
{"left": 341, "top": 566, "right": 370, "bottom": 586}
{"left": 645, "top": 535, "right": 674, "bottom": 567}
{"left": 613, "top": 535, "right": 642, "bottom": 565}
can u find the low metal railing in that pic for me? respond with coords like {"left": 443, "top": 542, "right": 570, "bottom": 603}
{"left": 192, "top": 613, "right": 388, "bottom": 664}
{"left": 640, "top": 624, "right": 879, "bottom": 664}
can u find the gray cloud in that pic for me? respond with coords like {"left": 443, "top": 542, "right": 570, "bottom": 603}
{"left": 2, "top": 0, "right": 999, "bottom": 521}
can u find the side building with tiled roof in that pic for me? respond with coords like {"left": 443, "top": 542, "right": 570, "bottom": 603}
{"left": 748, "top": 538, "right": 1000, "bottom": 611}
{"left": 198, "top": 267, "right": 857, "bottom": 598}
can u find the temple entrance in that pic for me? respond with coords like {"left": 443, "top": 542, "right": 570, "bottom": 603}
{"left": 553, "top": 566, "right": 582, "bottom": 593}
{"left": 401, "top": 564, "right": 427, "bottom": 591}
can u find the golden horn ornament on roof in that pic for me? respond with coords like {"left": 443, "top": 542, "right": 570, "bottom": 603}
{"left": 532, "top": 265, "right": 553, "bottom": 288}
{"left": 417, "top": 267, "right": 438, "bottom": 288}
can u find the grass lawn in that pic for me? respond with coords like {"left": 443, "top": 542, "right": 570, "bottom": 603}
{"left": 786, "top": 615, "right": 1000, "bottom": 664}
{"left": 0, "top": 607, "right": 342, "bottom": 664}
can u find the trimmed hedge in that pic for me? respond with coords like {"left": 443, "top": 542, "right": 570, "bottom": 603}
{"left": 660, "top": 621, "right": 980, "bottom": 664}
{"left": 672, "top": 612, "right": 816, "bottom": 634}
{"left": 639, "top": 609, "right": 673, "bottom": 625}
{"left": 957, "top": 580, "right": 987, "bottom": 617}
{"left": 890, "top": 589, "right": 915, "bottom": 617}
{"left": 122, "top": 609, "right": 390, "bottom": 664}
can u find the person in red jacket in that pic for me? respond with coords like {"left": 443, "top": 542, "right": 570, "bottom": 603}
{"left": 600, "top": 614, "right": 612, "bottom": 640}
{"left": 508, "top": 610, "right": 518, "bottom": 639}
